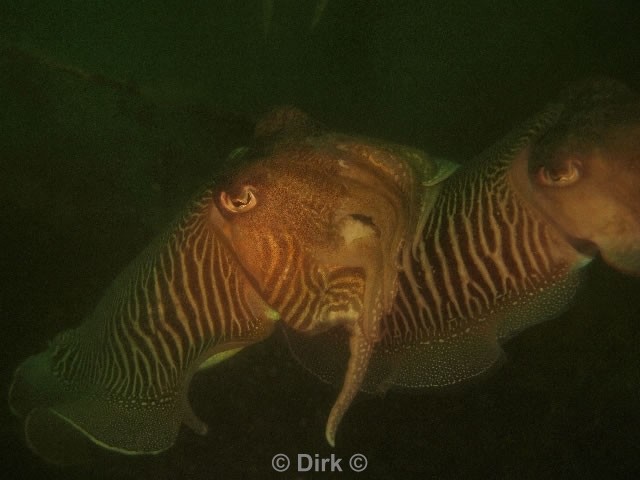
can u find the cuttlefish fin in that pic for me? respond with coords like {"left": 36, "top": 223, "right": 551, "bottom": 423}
{"left": 18, "top": 386, "right": 189, "bottom": 465}
{"left": 22, "top": 391, "right": 195, "bottom": 465}
{"left": 10, "top": 345, "right": 206, "bottom": 464}
{"left": 325, "top": 325, "right": 373, "bottom": 447}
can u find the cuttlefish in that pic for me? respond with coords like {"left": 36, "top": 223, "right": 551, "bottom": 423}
{"left": 288, "top": 79, "right": 640, "bottom": 417}
{"left": 8, "top": 106, "right": 455, "bottom": 463}
{"left": 9, "top": 79, "right": 640, "bottom": 464}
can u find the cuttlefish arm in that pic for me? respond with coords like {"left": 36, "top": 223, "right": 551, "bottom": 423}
{"left": 312, "top": 211, "right": 388, "bottom": 447}
{"left": 325, "top": 324, "right": 372, "bottom": 446}
{"left": 291, "top": 138, "right": 459, "bottom": 446}
{"left": 9, "top": 103, "right": 458, "bottom": 464}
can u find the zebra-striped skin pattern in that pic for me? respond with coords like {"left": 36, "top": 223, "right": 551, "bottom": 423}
{"left": 9, "top": 107, "right": 450, "bottom": 462}
{"left": 287, "top": 79, "right": 640, "bottom": 442}
{"left": 372, "top": 124, "right": 590, "bottom": 389}
{"left": 52, "top": 190, "right": 274, "bottom": 402}
{"left": 9, "top": 187, "right": 278, "bottom": 460}
{"left": 389, "top": 123, "right": 585, "bottom": 345}
{"left": 259, "top": 234, "right": 366, "bottom": 334}
{"left": 12, "top": 79, "right": 640, "bottom": 462}
{"left": 287, "top": 109, "right": 590, "bottom": 395}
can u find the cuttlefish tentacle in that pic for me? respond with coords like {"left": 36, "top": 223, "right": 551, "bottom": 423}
{"left": 325, "top": 324, "right": 373, "bottom": 447}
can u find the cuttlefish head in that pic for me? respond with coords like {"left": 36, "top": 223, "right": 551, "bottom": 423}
{"left": 210, "top": 107, "right": 455, "bottom": 445}
{"left": 212, "top": 108, "right": 419, "bottom": 340}
{"left": 525, "top": 80, "right": 640, "bottom": 274}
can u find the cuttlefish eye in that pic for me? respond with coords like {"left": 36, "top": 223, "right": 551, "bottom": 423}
{"left": 220, "top": 185, "right": 258, "bottom": 213}
{"left": 535, "top": 159, "right": 582, "bottom": 187}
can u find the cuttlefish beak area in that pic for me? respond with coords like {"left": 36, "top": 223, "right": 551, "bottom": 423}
{"left": 212, "top": 135, "right": 426, "bottom": 446}
{"left": 521, "top": 79, "right": 640, "bottom": 275}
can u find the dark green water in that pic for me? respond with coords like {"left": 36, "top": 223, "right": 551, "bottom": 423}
{"left": 1, "top": 1, "right": 639, "bottom": 478}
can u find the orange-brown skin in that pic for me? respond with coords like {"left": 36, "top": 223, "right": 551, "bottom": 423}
{"left": 13, "top": 80, "right": 640, "bottom": 462}
{"left": 209, "top": 107, "right": 452, "bottom": 445}
{"left": 515, "top": 82, "right": 640, "bottom": 274}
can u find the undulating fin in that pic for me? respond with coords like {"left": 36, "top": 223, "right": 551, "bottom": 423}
{"left": 363, "top": 268, "right": 588, "bottom": 391}
{"left": 10, "top": 334, "right": 190, "bottom": 464}
{"left": 285, "top": 300, "right": 504, "bottom": 394}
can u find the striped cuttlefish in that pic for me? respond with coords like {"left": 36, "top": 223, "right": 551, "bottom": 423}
{"left": 9, "top": 79, "right": 640, "bottom": 464}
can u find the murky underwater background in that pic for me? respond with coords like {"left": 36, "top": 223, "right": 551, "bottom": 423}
{"left": 1, "top": 1, "right": 640, "bottom": 478}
